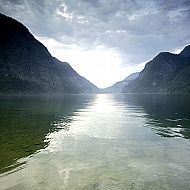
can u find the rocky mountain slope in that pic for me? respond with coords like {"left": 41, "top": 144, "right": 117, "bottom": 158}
{"left": 0, "top": 13, "right": 98, "bottom": 94}
{"left": 123, "top": 45, "right": 190, "bottom": 93}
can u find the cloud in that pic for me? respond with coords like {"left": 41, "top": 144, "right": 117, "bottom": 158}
{"left": 0, "top": 0, "right": 190, "bottom": 87}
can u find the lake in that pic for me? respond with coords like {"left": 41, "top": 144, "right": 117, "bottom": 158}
{"left": 0, "top": 94, "right": 190, "bottom": 190}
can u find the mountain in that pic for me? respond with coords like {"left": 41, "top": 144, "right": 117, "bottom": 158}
{"left": 100, "top": 72, "right": 139, "bottom": 93}
{"left": 123, "top": 45, "right": 190, "bottom": 93}
{"left": 0, "top": 13, "right": 98, "bottom": 94}
{"left": 180, "top": 45, "right": 190, "bottom": 58}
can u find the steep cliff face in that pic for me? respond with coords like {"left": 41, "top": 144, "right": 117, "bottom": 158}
{"left": 0, "top": 13, "right": 98, "bottom": 94}
{"left": 123, "top": 46, "right": 190, "bottom": 93}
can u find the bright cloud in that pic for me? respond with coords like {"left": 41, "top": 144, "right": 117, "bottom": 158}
{"left": 37, "top": 36, "right": 143, "bottom": 88}
{"left": 0, "top": 0, "right": 190, "bottom": 87}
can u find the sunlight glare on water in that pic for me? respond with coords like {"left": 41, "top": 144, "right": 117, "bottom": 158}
{"left": 0, "top": 94, "right": 190, "bottom": 190}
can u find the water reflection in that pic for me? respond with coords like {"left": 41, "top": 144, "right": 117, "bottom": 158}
{"left": 0, "top": 94, "right": 190, "bottom": 190}
{"left": 122, "top": 94, "right": 190, "bottom": 139}
{"left": 1, "top": 94, "right": 190, "bottom": 175}
{"left": 0, "top": 95, "right": 95, "bottom": 173}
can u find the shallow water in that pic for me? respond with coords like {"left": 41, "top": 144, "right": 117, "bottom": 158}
{"left": 0, "top": 94, "right": 190, "bottom": 190}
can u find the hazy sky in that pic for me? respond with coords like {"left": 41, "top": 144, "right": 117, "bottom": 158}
{"left": 0, "top": 0, "right": 190, "bottom": 87}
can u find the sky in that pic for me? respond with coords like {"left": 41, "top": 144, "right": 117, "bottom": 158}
{"left": 0, "top": 0, "right": 190, "bottom": 88}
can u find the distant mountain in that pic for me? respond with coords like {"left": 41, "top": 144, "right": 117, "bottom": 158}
{"left": 123, "top": 45, "right": 190, "bottom": 93}
{"left": 0, "top": 13, "right": 98, "bottom": 94}
{"left": 100, "top": 72, "right": 139, "bottom": 93}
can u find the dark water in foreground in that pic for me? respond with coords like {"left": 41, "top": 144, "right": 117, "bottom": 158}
{"left": 0, "top": 94, "right": 190, "bottom": 190}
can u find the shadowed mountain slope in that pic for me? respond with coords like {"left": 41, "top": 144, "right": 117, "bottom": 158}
{"left": 0, "top": 13, "right": 98, "bottom": 94}
{"left": 123, "top": 45, "right": 190, "bottom": 93}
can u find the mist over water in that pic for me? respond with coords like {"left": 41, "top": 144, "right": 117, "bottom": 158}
{"left": 0, "top": 94, "right": 190, "bottom": 190}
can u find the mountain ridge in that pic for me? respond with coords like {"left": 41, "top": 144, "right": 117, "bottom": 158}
{"left": 0, "top": 13, "right": 98, "bottom": 94}
{"left": 100, "top": 72, "right": 139, "bottom": 93}
{"left": 123, "top": 45, "right": 190, "bottom": 93}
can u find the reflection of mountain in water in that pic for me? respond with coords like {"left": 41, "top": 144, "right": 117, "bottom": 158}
{"left": 0, "top": 95, "right": 95, "bottom": 173}
{"left": 123, "top": 94, "right": 190, "bottom": 139}
{"left": 1, "top": 94, "right": 190, "bottom": 189}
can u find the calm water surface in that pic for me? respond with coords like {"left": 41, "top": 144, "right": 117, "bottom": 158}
{"left": 0, "top": 94, "right": 190, "bottom": 190}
